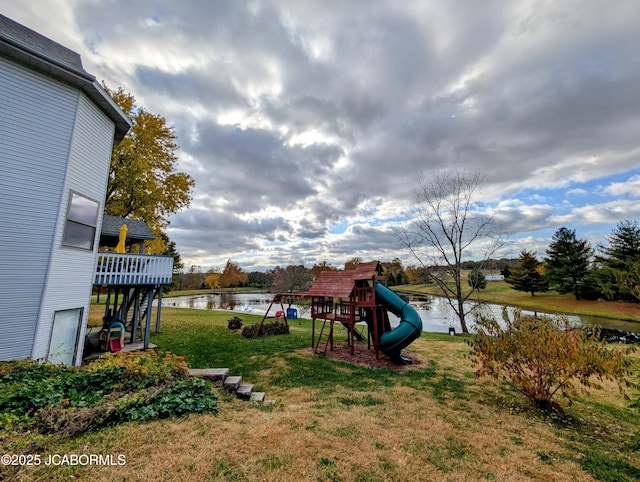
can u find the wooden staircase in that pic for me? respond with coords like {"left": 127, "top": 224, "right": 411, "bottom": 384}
{"left": 189, "top": 368, "right": 276, "bottom": 404}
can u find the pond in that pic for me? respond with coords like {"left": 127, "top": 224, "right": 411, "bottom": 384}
{"left": 162, "top": 292, "right": 640, "bottom": 334}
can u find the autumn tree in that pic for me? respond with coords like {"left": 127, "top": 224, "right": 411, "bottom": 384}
{"left": 180, "top": 265, "right": 205, "bottom": 290}
{"left": 272, "top": 265, "right": 314, "bottom": 293}
{"left": 506, "top": 250, "right": 549, "bottom": 296}
{"left": 544, "top": 227, "right": 592, "bottom": 300}
{"left": 218, "top": 260, "right": 248, "bottom": 289}
{"left": 398, "top": 170, "right": 506, "bottom": 333}
{"left": 344, "top": 257, "right": 362, "bottom": 271}
{"left": 381, "top": 258, "right": 407, "bottom": 286}
{"left": 205, "top": 271, "right": 221, "bottom": 291}
{"left": 405, "top": 265, "right": 432, "bottom": 285}
{"left": 311, "top": 261, "right": 337, "bottom": 277}
{"left": 103, "top": 85, "right": 195, "bottom": 253}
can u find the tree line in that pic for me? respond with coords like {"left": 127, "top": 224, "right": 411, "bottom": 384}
{"left": 173, "top": 219, "right": 640, "bottom": 305}
{"left": 174, "top": 256, "right": 512, "bottom": 294}
{"left": 504, "top": 220, "right": 640, "bottom": 302}
{"left": 175, "top": 258, "right": 416, "bottom": 293}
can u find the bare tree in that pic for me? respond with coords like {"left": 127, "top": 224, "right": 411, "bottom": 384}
{"left": 398, "top": 170, "right": 506, "bottom": 333}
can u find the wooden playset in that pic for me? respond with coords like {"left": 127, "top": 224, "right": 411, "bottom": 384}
{"left": 258, "top": 261, "right": 423, "bottom": 364}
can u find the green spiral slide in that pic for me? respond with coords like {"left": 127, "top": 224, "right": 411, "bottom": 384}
{"left": 376, "top": 281, "right": 423, "bottom": 364}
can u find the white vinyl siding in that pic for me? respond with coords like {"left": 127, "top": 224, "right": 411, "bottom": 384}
{"left": 0, "top": 56, "right": 79, "bottom": 361}
{"left": 33, "top": 93, "right": 115, "bottom": 364}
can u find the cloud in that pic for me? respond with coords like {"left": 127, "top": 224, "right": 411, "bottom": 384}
{"left": 604, "top": 175, "right": 640, "bottom": 197}
{"left": 6, "top": 0, "right": 640, "bottom": 271}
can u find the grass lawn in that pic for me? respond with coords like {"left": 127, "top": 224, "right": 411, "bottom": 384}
{"left": 2, "top": 305, "right": 639, "bottom": 482}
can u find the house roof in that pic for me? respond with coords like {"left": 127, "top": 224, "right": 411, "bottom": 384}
{"left": 100, "top": 216, "right": 156, "bottom": 248}
{"left": 0, "top": 14, "right": 131, "bottom": 143}
{"left": 306, "top": 261, "right": 383, "bottom": 298}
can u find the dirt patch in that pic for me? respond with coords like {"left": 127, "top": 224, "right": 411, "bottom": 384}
{"left": 304, "top": 341, "right": 423, "bottom": 371}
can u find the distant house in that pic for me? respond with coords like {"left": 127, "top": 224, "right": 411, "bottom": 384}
{"left": 486, "top": 274, "right": 505, "bottom": 281}
{"left": 0, "top": 14, "right": 131, "bottom": 365}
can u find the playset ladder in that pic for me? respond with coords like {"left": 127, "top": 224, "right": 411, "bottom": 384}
{"left": 314, "top": 318, "right": 335, "bottom": 354}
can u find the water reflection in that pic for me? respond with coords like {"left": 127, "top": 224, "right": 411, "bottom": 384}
{"left": 170, "top": 293, "right": 273, "bottom": 312}
{"left": 162, "top": 292, "right": 640, "bottom": 334}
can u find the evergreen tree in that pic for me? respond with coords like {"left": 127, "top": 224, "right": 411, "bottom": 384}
{"left": 159, "top": 232, "right": 183, "bottom": 291}
{"left": 468, "top": 266, "right": 487, "bottom": 291}
{"left": 600, "top": 220, "right": 640, "bottom": 264}
{"left": 386, "top": 272, "right": 397, "bottom": 286}
{"left": 544, "top": 228, "right": 592, "bottom": 300}
{"left": 594, "top": 220, "right": 640, "bottom": 301}
{"left": 505, "top": 250, "right": 549, "bottom": 296}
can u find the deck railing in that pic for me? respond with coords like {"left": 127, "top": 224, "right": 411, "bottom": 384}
{"left": 95, "top": 253, "right": 174, "bottom": 286}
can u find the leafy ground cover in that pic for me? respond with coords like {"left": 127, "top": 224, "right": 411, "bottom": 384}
{"left": 0, "top": 350, "right": 218, "bottom": 476}
{"left": 1, "top": 306, "right": 638, "bottom": 481}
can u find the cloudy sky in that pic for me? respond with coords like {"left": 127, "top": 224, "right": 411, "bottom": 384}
{"left": 5, "top": 1, "right": 640, "bottom": 271}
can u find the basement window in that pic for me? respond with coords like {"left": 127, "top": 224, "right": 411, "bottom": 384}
{"left": 62, "top": 191, "right": 100, "bottom": 250}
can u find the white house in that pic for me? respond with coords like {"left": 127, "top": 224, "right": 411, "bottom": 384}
{"left": 0, "top": 14, "right": 131, "bottom": 365}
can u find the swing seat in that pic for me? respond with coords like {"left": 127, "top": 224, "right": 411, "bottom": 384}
{"left": 109, "top": 338, "right": 122, "bottom": 352}
{"left": 107, "top": 321, "right": 125, "bottom": 353}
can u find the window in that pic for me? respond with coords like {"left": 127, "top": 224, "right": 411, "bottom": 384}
{"left": 62, "top": 191, "right": 99, "bottom": 250}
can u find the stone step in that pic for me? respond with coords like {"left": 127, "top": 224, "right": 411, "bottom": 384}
{"left": 223, "top": 375, "right": 242, "bottom": 392}
{"left": 189, "top": 368, "right": 272, "bottom": 404}
{"left": 188, "top": 368, "right": 230, "bottom": 388}
{"left": 236, "top": 383, "right": 254, "bottom": 400}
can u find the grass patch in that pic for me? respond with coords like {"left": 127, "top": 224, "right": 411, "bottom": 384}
{"left": 576, "top": 450, "right": 640, "bottom": 481}
{"left": 431, "top": 375, "right": 467, "bottom": 402}
{"left": 338, "top": 394, "right": 385, "bottom": 407}
{"left": 3, "top": 304, "right": 635, "bottom": 482}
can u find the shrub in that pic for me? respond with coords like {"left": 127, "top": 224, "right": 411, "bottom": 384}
{"left": 469, "top": 309, "right": 634, "bottom": 411}
{"left": 228, "top": 316, "right": 243, "bottom": 330}
{"left": 241, "top": 321, "right": 289, "bottom": 338}
{"left": 85, "top": 350, "right": 189, "bottom": 388}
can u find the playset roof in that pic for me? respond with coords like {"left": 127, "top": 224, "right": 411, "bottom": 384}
{"left": 306, "top": 261, "right": 383, "bottom": 298}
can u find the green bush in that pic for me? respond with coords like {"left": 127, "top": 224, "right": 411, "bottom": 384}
{"left": 469, "top": 309, "right": 634, "bottom": 411}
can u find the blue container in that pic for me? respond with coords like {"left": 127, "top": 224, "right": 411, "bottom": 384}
{"left": 286, "top": 308, "right": 298, "bottom": 320}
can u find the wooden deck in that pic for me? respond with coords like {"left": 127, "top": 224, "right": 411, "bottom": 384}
{"left": 94, "top": 253, "right": 173, "bottom": 286}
